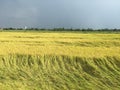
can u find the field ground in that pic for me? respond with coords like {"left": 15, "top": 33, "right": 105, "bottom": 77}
{"left": 0, "top": 31, "right": 120, "bottom": 90}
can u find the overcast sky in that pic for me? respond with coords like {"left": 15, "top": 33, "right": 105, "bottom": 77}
{"left": 0, "top": 0, "right": 120, "bottom": 29}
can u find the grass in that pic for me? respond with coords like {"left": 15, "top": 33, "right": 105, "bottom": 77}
{"left": 0, "top": 31, "right": 120, "bottom": 89}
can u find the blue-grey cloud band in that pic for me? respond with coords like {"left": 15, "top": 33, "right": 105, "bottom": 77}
{"left": 0, "top": 0, "right": 120, "bottom": 29}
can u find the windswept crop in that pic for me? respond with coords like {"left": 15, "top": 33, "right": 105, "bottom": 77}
{"left": 0, "top": 31, "right": 120, "bottom": 90}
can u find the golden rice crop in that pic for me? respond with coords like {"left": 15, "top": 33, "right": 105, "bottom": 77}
{"left": 0, "top": 31, "right": 120, "bottom": 90}
{"left": 0, "top": 31, "right": 120, "bottom": 57}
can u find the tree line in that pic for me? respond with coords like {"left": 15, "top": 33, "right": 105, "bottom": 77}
{"left": 0, "top": 27, "right": 120, "bottom": 31}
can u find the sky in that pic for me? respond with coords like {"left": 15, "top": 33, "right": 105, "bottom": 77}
{"left": 0, "top": 0, "right": 120, "bottom": 29}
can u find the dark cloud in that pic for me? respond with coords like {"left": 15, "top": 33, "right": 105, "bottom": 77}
{"left": 0, "top": 0, "right": 120, "bottom": 29}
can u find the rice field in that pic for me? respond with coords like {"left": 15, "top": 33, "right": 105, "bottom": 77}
{"left": 0, "top": 31, "right": 120, "bottom": 90}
